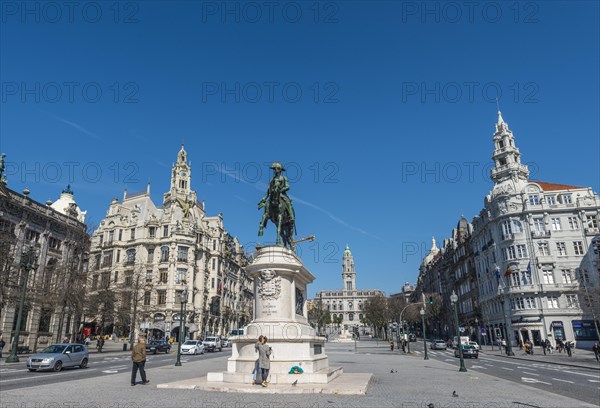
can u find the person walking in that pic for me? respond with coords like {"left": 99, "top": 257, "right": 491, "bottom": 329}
{"left": 592, "top": 343, "right": 599, "bottom": 362}
{"left": 257, "top": 336, "right": 272, "bottom": 387}
{"left": 131, "top": 336, "right": 149, "bottom": 386}
{"left": 0, "top": 337, "right": 5, "bottom": 358}
{"left": 390, "top": 341, "right": 394, "bottom": 351}
{"left": 565, "top": 341, "right": 572, "bottom": 357}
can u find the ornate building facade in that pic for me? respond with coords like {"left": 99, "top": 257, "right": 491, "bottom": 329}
{"left": 0, "top": 182, "right": 89, "bottom": 352}
{"left": 472, "top": 113, "right": 600, "bottom": 348}
{"left": 314, "top": 245, "right": 385, "bottom": 332}
{"left": 416, "top": 113, "right": 600, "bottom": 348}
{"left": 87, "top": 146, "right": 253, "bottom": 340}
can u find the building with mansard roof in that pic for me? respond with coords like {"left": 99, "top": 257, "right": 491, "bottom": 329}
{"left": 313, "top": 245, "right": 385, "bottom": 334}
{"left": 0, "top": 181, "right": 89, "bottom": 352}
{"left": 416, "top": 112, "right": 600, "bottom": 349}
{"left": 87, "top": 146, "right": 253, "bottom": 341}
{"left": 472, "top": 113, "right": 600, "bottom": 348}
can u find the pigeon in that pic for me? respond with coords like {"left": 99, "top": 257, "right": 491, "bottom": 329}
{"left": 292, "top": 379, "right": 298, "bottom": 386}
{"left": 427, "top": 404, "right": 435, "bottom": 408}
{"left": 452, "top": 391, "right": 458, "bottom": 398}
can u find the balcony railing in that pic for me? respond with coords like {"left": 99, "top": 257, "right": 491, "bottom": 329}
{"left": 531, "top": 230, "right": 551, "bottom": 238}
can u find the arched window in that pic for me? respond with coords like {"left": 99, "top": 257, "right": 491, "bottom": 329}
{"left": 160, "top": 246, "right": 169, "bottom": 262}
{"left": 349, "top": 313, "right": 354, "bottom": 321}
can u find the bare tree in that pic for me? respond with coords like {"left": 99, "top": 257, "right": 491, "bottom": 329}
{"left": 308, "top": 300, "right": 331, "bottom": 335}
{"left": 363, "top": 295, "right": 390, "bottom": 339}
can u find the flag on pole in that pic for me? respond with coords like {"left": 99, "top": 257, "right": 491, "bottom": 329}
{"left": 526, "top": 261, "right": 532, "bottom": 283}
{"left": 495, "top": 266, "right": 501, "bottom": 281}
{"left": 504, "top": 266, "right": 512, "bottom": 277}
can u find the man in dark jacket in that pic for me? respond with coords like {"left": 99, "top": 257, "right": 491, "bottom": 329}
{"left": 131, "top": 336, "right": 149, "bottom": 386}
{"left": 0, "top": 337, "right": 5, "bottom": 358}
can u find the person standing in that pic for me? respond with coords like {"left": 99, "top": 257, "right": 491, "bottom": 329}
{"left": 253, "top": 336, "right": 264, "bottom": 385}
{"left": 592, "top": 343, "right": 599, "bottom": 362}
{"left": 131, "top": 336, "right": 149, "bottom": 386}
{"left": 0, "top": 337, "right": 5, "bottom": 358}
{"left": 257, "top": 336, "right": 272, "bottom": 387}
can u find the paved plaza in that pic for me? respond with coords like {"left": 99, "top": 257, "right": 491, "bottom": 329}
{"left": 1, "top": 341, "right": 596, "bottom": 408}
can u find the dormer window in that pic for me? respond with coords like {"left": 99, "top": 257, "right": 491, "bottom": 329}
{"left": 528, "top": 194, "right": 539, "bottom": 205}
{"left": 546, "top": 195, "right": 556, "bottom": 205}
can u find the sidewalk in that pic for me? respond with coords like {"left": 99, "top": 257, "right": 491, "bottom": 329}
{"left": 479, "top": 345, "right": 600, "bottom": 370}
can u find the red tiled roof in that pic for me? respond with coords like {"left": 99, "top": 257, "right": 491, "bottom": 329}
{"left": 531, "top": 181, "right": 585, "bottom": 191}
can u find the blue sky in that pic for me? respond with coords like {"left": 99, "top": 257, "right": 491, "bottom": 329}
{"left": 1, "top": 1, "right": 599, "bottom": 297}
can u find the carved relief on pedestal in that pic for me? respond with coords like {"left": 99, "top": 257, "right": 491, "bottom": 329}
{"left": 257, "top": 269, "right": 281, "bottom": 301}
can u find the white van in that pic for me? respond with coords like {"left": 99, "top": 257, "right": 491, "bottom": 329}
{"left": 229, "top": 328, "right": 244, "bottom": 336}
{"left": 453, "top": 336, "right": 470, "bottom": 348}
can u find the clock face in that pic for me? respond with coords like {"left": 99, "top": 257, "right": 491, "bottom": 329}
{"left": 180, "top": 171, "right": 187, "bottom": 177}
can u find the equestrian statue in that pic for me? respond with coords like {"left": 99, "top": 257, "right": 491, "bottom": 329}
{"left": 258, "top": 161, "right": 296, "bottom": 249}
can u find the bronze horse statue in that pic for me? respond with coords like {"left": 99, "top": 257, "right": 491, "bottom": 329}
{"left": 258, "top": 162, "right": 296, "bottom": 249}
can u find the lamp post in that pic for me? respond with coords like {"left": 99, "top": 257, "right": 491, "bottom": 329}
{"left": 420, "top": 308, "right": 429, "bottom": 360}
{"left": 6, "top": 243, "right": 38, "bottom": 363}
{"left": 450, "top": 290, "right": 467, "bottom": 372}
{"left": 174, "top": 288, "right": 188, "bottom": 366}
{"left": 497, "top": 282, "right": 515, "bottom": 356}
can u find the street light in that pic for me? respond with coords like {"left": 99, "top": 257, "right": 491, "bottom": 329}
{"left": 497, "top": 283, "right": 515, "bottom": 356}
{"left": 420, "top": 308, "right": 429, "bottom": 360}
{"left": 450, "top": 290, "right": 467, "bottom": 372}
{"left": 6, "top": 243, "right": 39, "bottom": 363}
{"left": 174, "top": 288, "right": 188, "bottom": 367}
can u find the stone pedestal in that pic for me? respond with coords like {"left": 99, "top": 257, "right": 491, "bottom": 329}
{"left": 207, "top": 245, "right": 341, "bottom": 384}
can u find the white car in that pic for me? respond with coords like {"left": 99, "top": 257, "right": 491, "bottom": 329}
{"left": 180, "top": 340, "right": 205, "bottom": 355}
{"left": 468, "top": 341, "right": 480, "bottom": 350}
{"left": 430, "top": 339, "right": 447, "bottom": 350}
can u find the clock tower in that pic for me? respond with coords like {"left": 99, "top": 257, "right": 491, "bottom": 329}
{"left": 163, "top": 144, "right": 197, "bottom": 208}
{"left": 342, "top": 244, "right": 356, "bottom": 292}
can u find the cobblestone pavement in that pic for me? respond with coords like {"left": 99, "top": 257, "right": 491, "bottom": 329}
{"left": 1, "top": 342, "right": 596, "bottom": 408}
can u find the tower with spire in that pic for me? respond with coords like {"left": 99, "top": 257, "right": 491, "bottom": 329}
{"left": 490, "top": 111, "right": 529, "bottom": 185}
{"left": 342, "top": 244, "right": 356, "bottom": 291}
{"left": 163, "top": 144, "right": 197, "bottom": 207}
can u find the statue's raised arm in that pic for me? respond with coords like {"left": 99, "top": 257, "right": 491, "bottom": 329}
{"left": 258, "top": 162, "right": 296, "bottom": 249}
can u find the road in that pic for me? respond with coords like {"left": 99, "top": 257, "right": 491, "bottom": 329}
{"left": 405, "top": 340, "right": 600, "bottom": 405}
{"left": 0, "top": 348, "right": 232, "bottom": 391}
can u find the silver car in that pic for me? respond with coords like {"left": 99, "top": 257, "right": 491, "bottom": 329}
{"left": 430, "top": 339, "right": 447, "bottom": 350}
{"left": 27, "top": 343, "right": 89, "bottom": 372}
{"left": 181, "top": 340, "right": 205, "bottom": 355}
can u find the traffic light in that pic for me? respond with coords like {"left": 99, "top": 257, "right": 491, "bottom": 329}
{"left": 428, "top": 296, "right": 433, "bottom": 305}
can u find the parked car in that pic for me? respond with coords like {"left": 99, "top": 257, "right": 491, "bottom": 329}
{"left": 202, "top": 336, "right": 222, "bottom": 352}
{"left": 430, "top": 340, "right": 447, "bottom": 350}
{"left": 146, "top": 340, "right": 171, "bottom": 354}
{"left": 468, "top": 341, "right": 480, "bottom": 350}
{"left": 222, "top": 338, "right": 232, "bottom": 347}
{"left": 455, "top": 344, "right": 479, "bottom": 359}
{"left": 181, "top": 340, "right": 205, "bottom": 355}
{"left": 408, "top": 334, "right": 417, "bottom": 342}
{"left": 27, "top": 344, "right": 89, "bottom": 372}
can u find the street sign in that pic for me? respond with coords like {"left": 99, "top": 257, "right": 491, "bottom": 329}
{"left": 459, "top": 327, "right": 465, "bottom": 333}
{"left": 480, "top": 328, "right": 486, "bottom": 335}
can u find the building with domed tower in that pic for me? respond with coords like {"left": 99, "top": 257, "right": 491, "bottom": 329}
{"left": 0, "top": 170, "right": 89, "bottom": 352}
{"left": 86, "top": 146, "right": 253, "bottom": 341}
{"left": 314, "top": 245, "right": 385, "bottom": 334}
{"left": 415, "top": 112, "right": 600, "bottom": 349}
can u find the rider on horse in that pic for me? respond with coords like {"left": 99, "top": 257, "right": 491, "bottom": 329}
{"left": 258, "top": 162, "right": 295, "bottom": 247}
